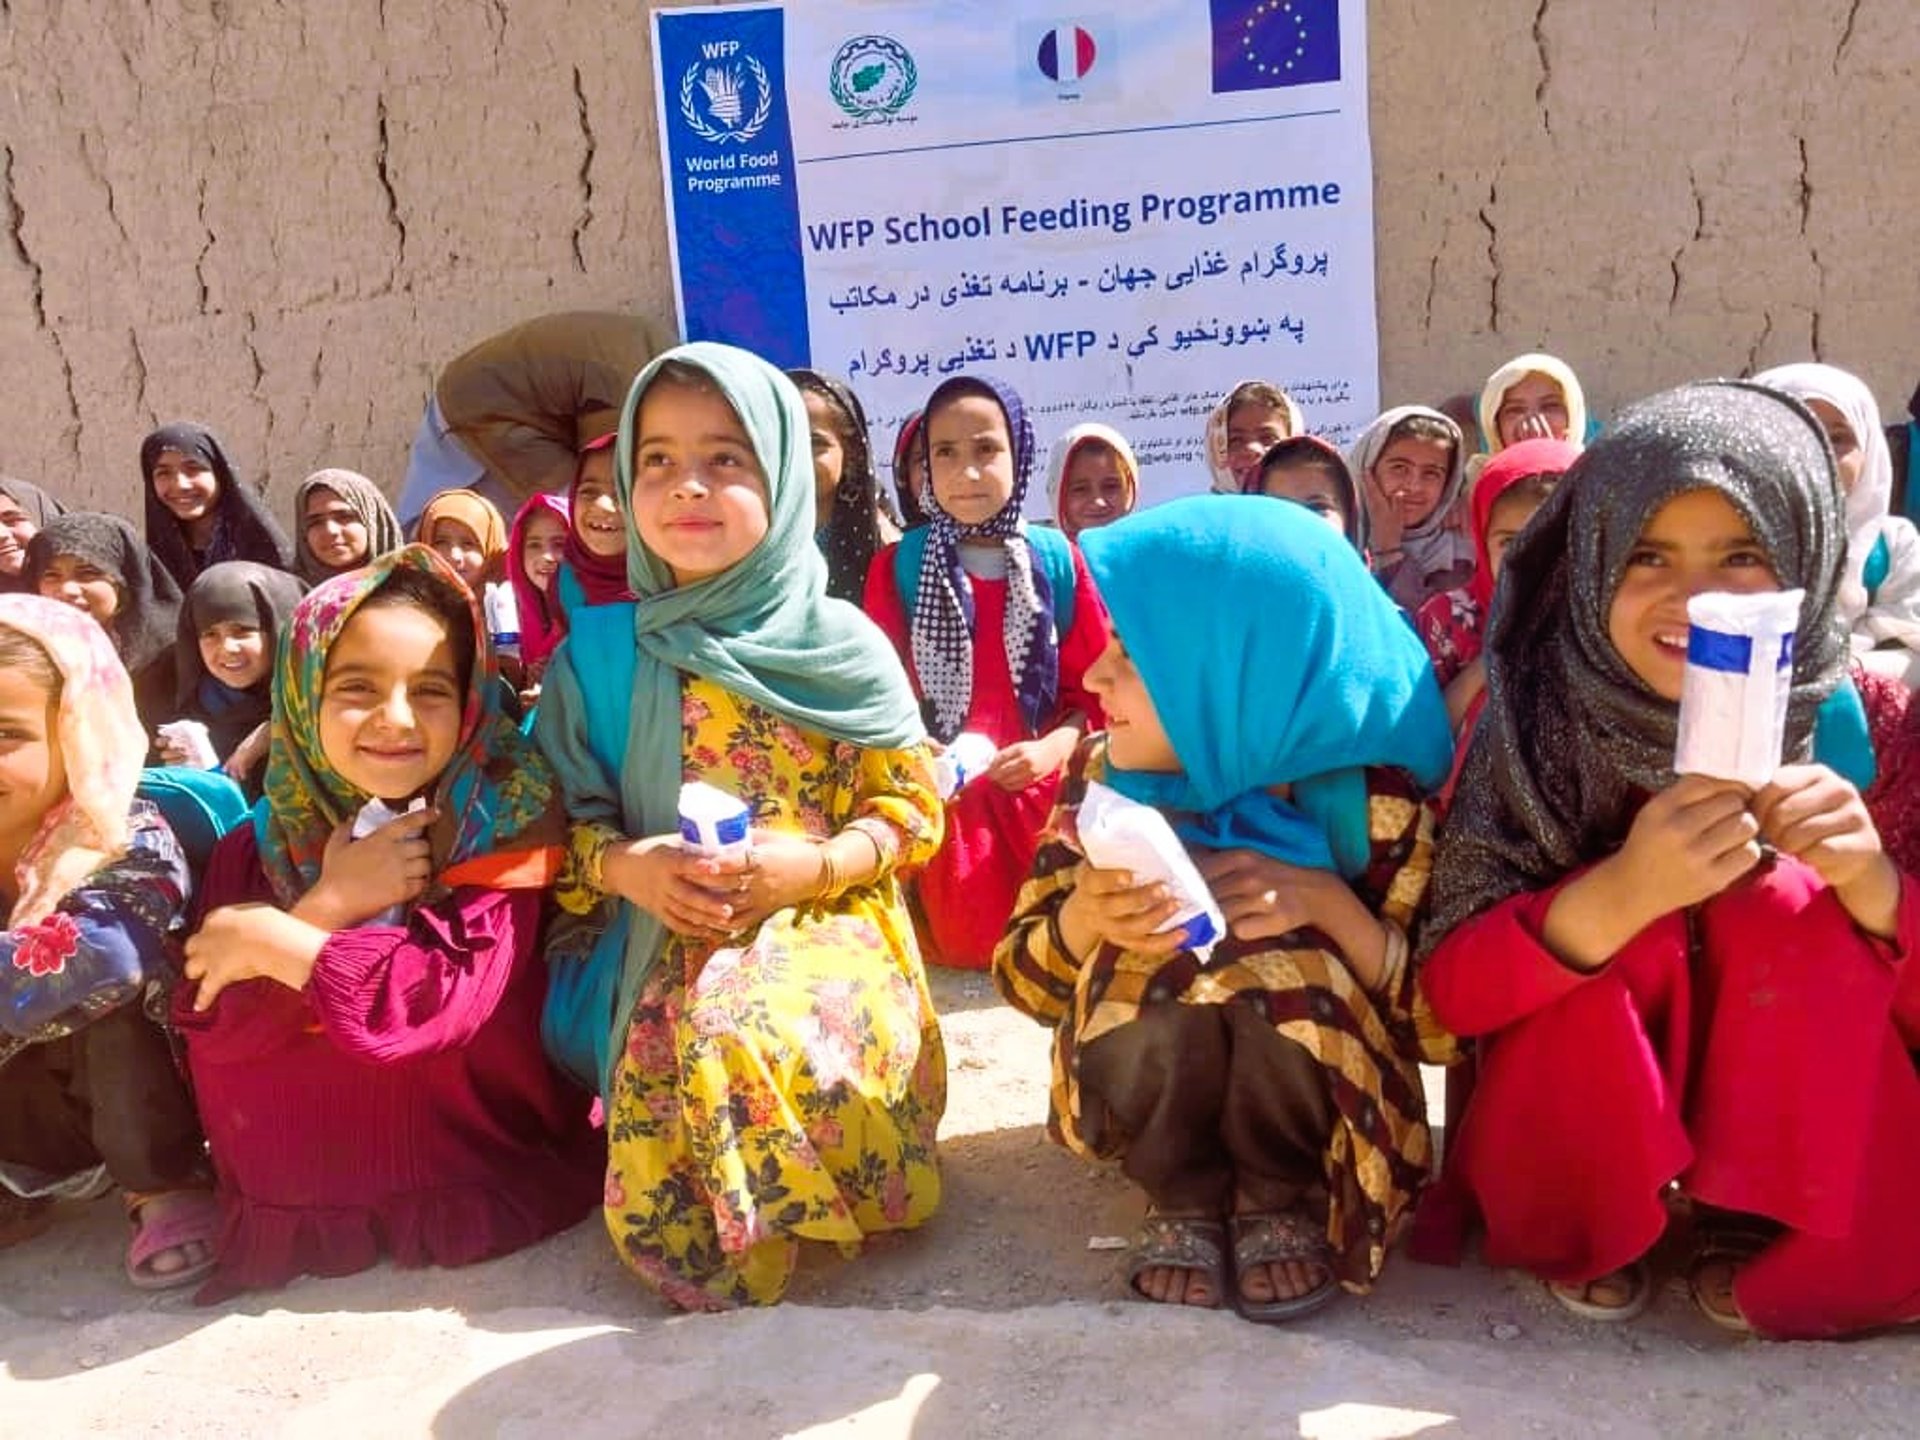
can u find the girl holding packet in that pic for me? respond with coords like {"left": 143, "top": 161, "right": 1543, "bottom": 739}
{"left": 994, "top": 496, "right": 1457, "bottom": 1324}
{"left": 163, "top": 561, "right": 307, "bottom": 795}
{"left": 535, "top": 343, "right": 947, "bottom": 1310}
{"left": 864, "top": 375, "right": 1110, "bottom": 970}
{"left": 1422, "top": 382, "right": 1920, "bottom": 1338}
{"left": 173, "top": 545, "right": 601, "bottom": 1302}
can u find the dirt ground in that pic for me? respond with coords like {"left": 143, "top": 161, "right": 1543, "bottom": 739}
{"left": 2, "top": 970, "right": 1915, "bottom": 1437}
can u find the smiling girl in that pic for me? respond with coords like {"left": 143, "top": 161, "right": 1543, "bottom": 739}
{"left": 535, "top": 343, "right": 946, "bottom": 1309}
{"left": 25, "top": 514, "right": 184, "bottom": 735}
{"left": 292, "top": 469, "right": 405, "bottom": 584}
{"left": 1422, "top": 382, "right": 1920, "bottom": 1338}
{"left": 164, "top": 561, "right": 307, "bottom": 795}
{"left": 140, "top": 422, "right": 292, "bottom": 589}
{"left": 0, "top": 477, "right": 63, "bottom": 592}
{"left": 173, "top": 545, "right": 600, "bottom": 1302}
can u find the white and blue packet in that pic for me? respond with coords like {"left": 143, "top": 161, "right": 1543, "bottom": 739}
{"left": 350, "top": 795, "right": 430, "bottom": 927}
{"left": 1674, "top": 589, "right": 1804, "bottom": 789}
{"left": 482, "top": 582, "right": 521, "bottom": 665}
{"left": 933, "top": 732, "right": 998, "bottom": 800}
{"left": 1076, "top": 780, "right": 1227, "bottom": 964}
{"left": 678, "top": 780, "right": 753, "bottom": 860}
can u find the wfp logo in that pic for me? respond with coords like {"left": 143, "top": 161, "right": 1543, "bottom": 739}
{"left": 829, "top": 35, "right": 918, "bottom": 120}
{"left": 679, "top": 40, "right": 772, "bottom": 143}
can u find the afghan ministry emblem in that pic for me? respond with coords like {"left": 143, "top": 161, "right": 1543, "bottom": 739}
{"left": 680, "top": 50, "right": 773, "bottom": 143}
{"left": 829, "top": 35, "right": 918, "bottom": 120}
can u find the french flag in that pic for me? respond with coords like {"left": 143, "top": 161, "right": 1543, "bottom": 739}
{"left": 1037, "top": 25, "right": 1097, "bottom": 84}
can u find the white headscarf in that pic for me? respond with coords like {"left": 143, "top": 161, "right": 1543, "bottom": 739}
{"left": 1044, "top": 423, "right": 1139, "bottom": 532}
{"left": 1477, "top": 353, "right": 1589, "bottom": 453}
{"left": 1753, "top": 363, "right": 1895, "bottom": 620}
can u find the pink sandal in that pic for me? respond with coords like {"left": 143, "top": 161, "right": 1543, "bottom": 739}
{"left": 124, "top": 1189, "right": 220, "bottom": 1292}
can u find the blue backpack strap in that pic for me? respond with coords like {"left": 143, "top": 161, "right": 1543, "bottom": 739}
{"left": 1863, "top": 531, "right": 1892, "bottom": 601}
{"left": 135, "top": 767, "right": 250, "bottom": 872}
{"left": 895, "top": 526, "right": 1077, "bottom": 637}
{"left": 1813, "top": 676, "right": 1877, "bottom": 792}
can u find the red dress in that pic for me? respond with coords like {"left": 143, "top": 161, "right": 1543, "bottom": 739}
{"left": 865, "top": 542, "right": 1109, "bottom": 969}
{"left": 1422, "top": 854, "right": 1920, "bottom": 1339}
{"left": 174, "top": 827, "right": 605, "bottom": 1302}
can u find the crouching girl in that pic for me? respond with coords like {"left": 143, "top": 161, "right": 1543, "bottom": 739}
{"left": 535, "top": 343, "right": 947, "bottom": 1310}
{"left": 1422, "top": 382, "right": 1920, "bottom": 1338}
{"left": 994, "top": 496, "right": 1457, "bottom": 1323}
{"left": 174, "top": 545, "right": 602, "bottom": 1302}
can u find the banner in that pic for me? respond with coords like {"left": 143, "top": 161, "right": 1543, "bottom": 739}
{"left": 654, "top": 0, "right": 1377, "bottom": 513}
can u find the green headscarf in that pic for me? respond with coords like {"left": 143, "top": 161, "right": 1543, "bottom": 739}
{"left": 536, "top": 341, "right": 924, "bottom": 1081}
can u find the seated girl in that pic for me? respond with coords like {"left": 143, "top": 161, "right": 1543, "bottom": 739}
{"left": 163, "top": 561, "right": 307, "bottom": 797}
{"left": 172, "top": 545, "right": 603, "bottom": 1303}
{"left": 789, "top": 368, "right": 903, "bottom": 603}
{"left": 1251, "top": 436, "right": 1366, "bottom": 555}
{"left": 293, "top": 469, "right": 405, "bottom": 584}
{"left": 25, "top": 514, "right": 184, "bottom": 734}
{"left": 140, "top": 422, "right": 292, "bottom": 589}
{"left": 506, "top": 493, "right": 571, "bottom": 705}
{"left": 0, "top": 476, "right": 63, "bottom": 592}
{"left": 1206, "top": 380, "right": 1303, "bottom": 494}
{"left": 1476, "top": 353, "right": 1588, "bottom": 452}
{"left": 560, "top": 432, "right": 631, "bottom": 610}
{"left": 1756, "top": 363, "right": 1920, "bottom": 685}
{"left": 1347, "top": 407, "right": 1472, "bottom": 611}
{"left": 994, "top": 496, "right": 1457, "bottom": 1323}
{"left": 1415, "top": 437, "right": 1579, "bottom": 728}
{"left": 534, "top": 342, "right": 946, "bottom": 1310}
{"left": 0, "top": 595, "right": 216, "bottom": 1289}
{"left": 1422, "top": 382, "right": 1920, "bottom": 1339}
{"left": 864, "top": 375, "right": 1110, "bottom": 970}
{"left": 1045, "top": 423, "right": 1139, "bottom": 540}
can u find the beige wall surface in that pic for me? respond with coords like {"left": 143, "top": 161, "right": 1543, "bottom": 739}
{"left": 2, "top": 1, "right": 1914, "bottom": 518}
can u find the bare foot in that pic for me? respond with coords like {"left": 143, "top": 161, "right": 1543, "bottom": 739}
{"left": 1134, "top": 1261, "right": 1218, "bottom": 1307}
{"left": 1231, "top": 1197, "right": 1332, "bottom": 1309}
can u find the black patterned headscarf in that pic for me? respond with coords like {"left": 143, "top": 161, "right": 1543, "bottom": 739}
{"left": 1425, "top": 381, "right": 1845, "bottom": 951}
{"left": 141, "top": 421, "right": 293, "bottom": 588}
{"left": 788, "top": 368, "right": 886, "bottom": 604}
{"left": 909, "top": 374, "right": 1059, "bottom": 744}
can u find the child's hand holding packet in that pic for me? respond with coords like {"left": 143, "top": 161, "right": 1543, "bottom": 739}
{"left": 1075, "top": 780, "right": 1226, "bottom": 963}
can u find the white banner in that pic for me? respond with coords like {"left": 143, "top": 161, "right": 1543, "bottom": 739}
{"left": 655, "top": 0, "right": 1377, "bottom": 514}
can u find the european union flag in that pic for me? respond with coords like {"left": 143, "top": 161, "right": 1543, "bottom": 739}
{"left": 1210, "top": 0, "right": 1341, "bottom": 93}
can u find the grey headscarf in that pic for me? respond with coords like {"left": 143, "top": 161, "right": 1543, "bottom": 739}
{"left": 1424, "top": 381, "right": 1845, "bottom": 952}
{"left": 1346, "top": 405, "right": 1470, "bottom": 604}
{"left": 292, "top": 468, "right": 406, "bottom": 583}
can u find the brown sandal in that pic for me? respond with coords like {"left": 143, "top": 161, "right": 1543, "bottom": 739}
{"left": 1126, "top": 1213, "right": 1227, "bottom": 1309}
{"left": 1229, "top": 1211, "right": 1340, "bottom": 1323}
{"left": 0, "top": 1190, "right": 54, "bottom": 1251}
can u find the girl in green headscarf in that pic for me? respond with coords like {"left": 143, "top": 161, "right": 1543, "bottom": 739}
{"left": 535, "top": 342, "right": 947, "bottom": 1310}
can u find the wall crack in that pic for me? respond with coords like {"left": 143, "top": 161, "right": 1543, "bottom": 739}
{"left": 1532, "top": 0, "right": 1553, "bottom": 134}
{"left": 571, "top": 65, "right": 596, "bottom": 275}
{"left": 1477, "top": 175, "right": 1501, "bottom": 332}
{"left": 3, "top": 143, "right": 82, "bottom": 462}
{"left": 373, "top": 94, "right": 408, "bottom": 292}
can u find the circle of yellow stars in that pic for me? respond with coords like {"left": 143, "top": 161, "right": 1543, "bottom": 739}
{"left": 1242, "top": 0, "right": 1311, "bottom": 75}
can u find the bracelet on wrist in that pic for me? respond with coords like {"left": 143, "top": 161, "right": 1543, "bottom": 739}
{"left": 815, "top": 841, "right": 846, "bottom": 902}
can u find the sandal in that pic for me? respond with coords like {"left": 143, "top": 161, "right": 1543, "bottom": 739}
{"left": 1547, "top": 1260, "right": 1654, "bottom": 1322}
{"left": 1125, "top": 1212, "right": 1227, "bottom": 1309}
{"left": 0, "top": 1189, "right": 55, "bottom": 1250}
{"left": 124, "top": 1189, "right": 220, "bottom": 1292}
{"left": 1686, "top": 1213, "right": 1775, "bottom": 1336}
{"left": 1228, "top": 1211, "right": 1340, "bottom": 1324}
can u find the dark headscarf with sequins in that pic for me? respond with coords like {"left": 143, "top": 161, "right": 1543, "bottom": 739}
{"left": 1425, "top": 381, "right": 1845, "bottom": 952}
{"left": 141, "top": 421, "right": 293, "bottom": 589}
{"left": 788, "top": 368, "right": 892, "bottom": 604}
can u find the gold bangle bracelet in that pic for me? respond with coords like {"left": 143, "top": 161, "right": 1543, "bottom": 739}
{"left": 816, "top": 842, "right": 845, "bottom": 901}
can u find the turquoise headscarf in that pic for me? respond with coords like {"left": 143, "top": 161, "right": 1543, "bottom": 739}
{"left": 1079, "top": 495, "right": 1453, "bottom": 877}
{"left": 535, "top": 342, "right": 925, "bottom": 1082}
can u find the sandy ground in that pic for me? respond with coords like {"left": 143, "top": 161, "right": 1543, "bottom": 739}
{"left": 2, "top": 970, "right": 1915, "bottom": 1437}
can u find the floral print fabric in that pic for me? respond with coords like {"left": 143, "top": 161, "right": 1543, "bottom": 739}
{"left": 598, "top": 676, "right": 947, "bottom": 1308}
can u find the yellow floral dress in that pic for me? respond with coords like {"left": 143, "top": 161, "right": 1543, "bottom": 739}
{"left": 565, "top": 677, "right": 947, "bottom": 1310}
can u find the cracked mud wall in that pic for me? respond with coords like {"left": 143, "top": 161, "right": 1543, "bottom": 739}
{"left": 2, "top": 1, "right": 1915, "bottom": 516}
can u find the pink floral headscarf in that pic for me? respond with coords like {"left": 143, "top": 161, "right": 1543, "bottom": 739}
{"left": 0, "top": 594, "right": 146, "bottom": 926}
